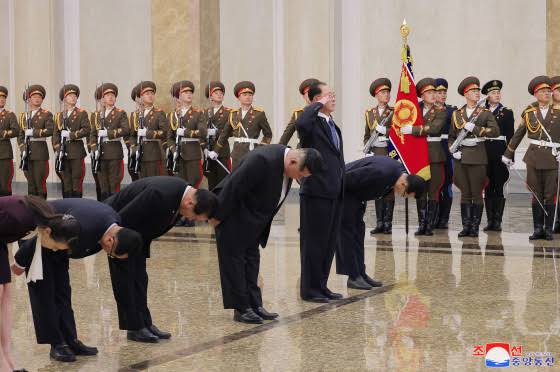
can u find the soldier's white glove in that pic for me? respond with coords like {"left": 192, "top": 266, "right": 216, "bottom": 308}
{"left": 137, "top": 128, "right": 147, "bottom": 137}
{"left": 135, "top": 150, "right": 141, "bottom": 160}
{"left": 208, "top": 151, "right": 218, "bottom": 160}
{"left": 25, "top": 129, "right": 33, "bottom": 137}
{"left": 501, "top": 155, "right": 513, "bottom": 167}
{"left": 401, "top": 125, "right": 413, "bottom": 135}
{"left": 464, "top": 122, "right": 476, "bottom": 132}
{"left": 452, "top": 151, "right": 462, "bottom": 160}
{"left": 375, "top": 125, "right": 387, "bottom": 135}
{"left": 98, "top": 129, "right": 108, "bottom": 138}
{"left": 203, "top": 148, "right": 209, "bottom": 158}
{"left": 207, "top": 128, "right": 217, "bottom": 136}
{"left": 176, "top": 128, "right": 185, "bottom": 137}
{"left": 93, "top": 150, "right": 100, "bottom": 159}
{"left": 61, "top": 130, "right": 70, "bottom": 139}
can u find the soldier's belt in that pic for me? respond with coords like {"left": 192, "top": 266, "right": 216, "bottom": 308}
{"left": 460, "top": 138, "right": 486, "bottom": 147}
{"left": 143, "top": 139, "right": 160, "bottom": 142}
{"left": 29, "top": 138, "right": 47, "bottom": 142}
{"left": 441, "top": 134, "right": 449, "bottom": 139}
{"left": 372, "top": 136, "right": 388, "bottom": 147}
{"left": 427, "top": 136, "right": 443, "bottom": 142}
{"left": 180, "top": 138, "right": 200, "bottom": 143}
{"left": 486, "top": 136, "right": 506, "bottom": 142}
{"left": 105, "top": 139, "right": 121, "bottom": 142}
{"left": 529, "top": 139, "right": 560, "bottom": 148}
{"left": 233, "top": 137, "right": 260, "bottom": 144}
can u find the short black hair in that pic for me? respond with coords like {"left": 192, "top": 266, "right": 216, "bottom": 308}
{"left": 299, "top": 148, "right": 324, "bottom": 174}
{"left": 115, "top": 228, "right": 143, "bottom": 257}
{"left": 307, "top": 82, "right": 326, "bottom": 102}
{"left": 406, "top": 174, "right": 426, "bottom": 196}
{"left": 194, "top": 189, "right": 218, "bottom": 218}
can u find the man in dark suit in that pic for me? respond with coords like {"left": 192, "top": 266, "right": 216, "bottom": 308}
{"left": 104, "top": 176, "right": 218, "bottom": 342}
{"left": 336, "top": 156, "right": 426, "bottom": 290}
{"left": 12, "top": 198, "right": 142, "bottom": 363}
{"left": 295, "top": 82, "right": 345, "bottom": 303}
{"left": 210, "top": 144, "right": 323, "bottom": 323}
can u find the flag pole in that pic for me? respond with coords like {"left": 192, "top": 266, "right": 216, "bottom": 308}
{"left": 401, "top": 19, "right": 410, "bottom": 235}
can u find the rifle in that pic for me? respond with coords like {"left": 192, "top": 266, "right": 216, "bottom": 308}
{"left": 449, "top": 97, "right": 486, "bottom": 153}
{"left": 363, "top": 111, "right": 394, "bottom": 155}
{"left": 20, "top": 85, "right": 31, "bottom": 171}
{"left": 203, "top": 82, "right": 230, "bottom": 174}
{"left": 55, "top": 101, "right": 68, "bottom": 172}
{"left": 91, "top": 93, "right": 105, "bottom": 174}
{"left": 167, "top": 84, "right": 184, "bottom": 174}
{"left": 129, "top": 96, "right": 144, "bottom": 174}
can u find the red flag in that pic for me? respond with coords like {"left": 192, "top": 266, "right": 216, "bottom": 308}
{"left": 388, "top": 50, "right": 430, "bottom": 180}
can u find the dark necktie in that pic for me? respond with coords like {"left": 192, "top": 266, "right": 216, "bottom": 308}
{"left": 327, "top": 118, "right": 340, "bottom": 150}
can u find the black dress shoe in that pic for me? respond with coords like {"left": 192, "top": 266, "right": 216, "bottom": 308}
{"left": 301, "top": 296, "right": 330, "bottom": 303}
{"left": 253, "top": 306, "right": 279, "bottom": 320}
{"left": 233, "top": 308, "right": 263, "bottom": 324}
{"left": 13, "top": 369, "right": 29, "bottom": 372}
{"left": 362, "top": 274, "right": 383, "bottom": 287}
{"left": 322, "top": 288, "right": 343, "bottom": 300}
{"left": 68, "top": 339, "right": 98, "bottom": 355}
{"left": 149, "top": 324, "right": 171, "bottom": 339}
{"left": 127, "top": 327, "right": 159, "bottom": 343}
{"left": 50, "top": 344, "right": 76, "bottom": 362}
{"left": 347, "top": 276, "right": 372, "bottom": 290}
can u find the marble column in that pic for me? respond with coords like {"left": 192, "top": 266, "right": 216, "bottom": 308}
{"left": 547, "top": 0, "right": 560, "bottom": 75}
{"left": 151, "top": 0, "right": 220, "bottom": 112}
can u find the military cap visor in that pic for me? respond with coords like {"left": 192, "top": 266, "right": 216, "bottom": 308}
{"left": 528, "top": 76, "right": 552, "bottom": 95}
{"left": 481, "top": 80, "right": 502, "bottom": 95}
{"left": 59, "top": 84, "right": 80, "bottom": 101}
{"left": 457, "top": 77, "right": 480, "bottom": 96}
{"left": 234, "top": 81, "right": 256, "bottom": 97}
{"left": 205, "top": 81, "right": 225, "bottom": 98}
{"left": 416, "top": 78, "right": 437, "bottom": 97}
{"left": 369, "top": 78, "right": 392, "bottom": 96}
{"left": 435, "top": 78, "right": 448, "bottom": 91}
{"left": 550, "top": 76, "right": 560, "bottom": 91}
{"left": 25, "top": 85, "right": 46, "bottom": 100}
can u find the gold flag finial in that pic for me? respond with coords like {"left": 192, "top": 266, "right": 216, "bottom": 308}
{"left": 400, "top": 18, "right": 410, "bottom": 43}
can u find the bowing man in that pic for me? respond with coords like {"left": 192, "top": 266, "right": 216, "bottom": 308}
{"left": 210, "top": 144, "right": 323, "bottom": 323}
{"left": 12, "top": 198, "right": 141, "bottom": 363}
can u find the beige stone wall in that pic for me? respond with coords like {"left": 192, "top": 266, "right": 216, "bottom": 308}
{"left": 547, "top": 0, "right": 560, "bottom": 75}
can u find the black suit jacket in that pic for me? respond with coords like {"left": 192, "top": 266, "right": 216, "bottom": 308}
{"left": 213, "top": 144, "right": 291, "bottom": 248}
{"left": 15, "top": 198, "right": 121, "bottom": 268}
{"left": 105, "top": 176, "right": 188, "bottom": 257}
{"left": 296, "top": 102, "right": 344, "bottom": 199}
{"left": 345, "top": 156, "right": 405, "bottom": 202}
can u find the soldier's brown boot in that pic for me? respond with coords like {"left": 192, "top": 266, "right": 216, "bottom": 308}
{"left": 458, "top": 203, "right": 472, "bottom": 237}
{"left": 370, "top": 199, "right": 385, "bottom": 234}
{"left": 529, "top": 202, "right": 545, "bottom": 240}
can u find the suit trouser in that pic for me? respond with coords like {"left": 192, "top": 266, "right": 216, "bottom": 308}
{"left": 27, "top": 248, "right": 77, "bottom": 344}
{"left": 98, "top": 159, "right": 124, "bottom": 194}
{"left": 0, "top": 159, "right": 14, "bottom": 195}
{"left": 215, "top": 221, "right": 262, "bottom": 310}
{"left": 440, "top": 140, "right": 454, "bottom": 200}
{"left": 25, "top": 159, "right": 49, "bottom": 198}
{"left": 526, "top": 166, "right": 557, "bottom": 203}
{"left": 207, "top": 156, "right": 231, "bottom": 191}
{"left": 139, "top": 160, "right": 164, "bottom": 178}
{"left": 336, "top": 196, "right": 366, "bottom": 279}
{"left": 108, "top": 252, "right": 152, "bottom": 331}
{"left": 60, "top": 158, "right": 86, "bottom": 194}
{"left": 178, "top": 158, "right": 203, "bottom": 188}
{"left": 300, "top": 195, "right": 342, "bottom": 298}
{"left": 453, "top": 161, "right": 487, "bottom": 204}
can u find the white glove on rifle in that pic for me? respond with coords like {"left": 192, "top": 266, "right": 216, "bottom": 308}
{"left": 464, "top": 122, "right": 476, "bottom": 132}
{"left": 207, "top": 128, "right": 217, "bottom": 136}
{"left": 61, "top": 130, "right": 70, "bottom": 139}
{"left": 375, "top": 125, "right": 386, "bottom": 135}
{"left": 400, "top": 125, "right": 413, "bottom": 135}
{"left": 25, "top": 129, "right": 33, "bottom": 137}
{"left": 501, "top": 155, "right": 514, "bottom": 167}
{"left": 98, "top": 129, "right": 108, "bottom": 138}
{"left": 176, "top": 128, "right": 185, "bottom": 136}
{"left": 208, "top": 151, "right": 218, "bottom": 160}
{"left": 452, "top": 151, "right": 462, "bottom": 160}
{"left": 137, "top": 128, "right": 147, "bottom": 137}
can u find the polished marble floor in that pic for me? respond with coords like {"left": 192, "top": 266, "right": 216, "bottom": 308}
{"left": 8, "top": 197, "right": 560, "bottom": 371}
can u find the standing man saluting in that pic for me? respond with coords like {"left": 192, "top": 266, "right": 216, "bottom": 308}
{"left": 296, "top": 82, "right": 345, "bottom": 303}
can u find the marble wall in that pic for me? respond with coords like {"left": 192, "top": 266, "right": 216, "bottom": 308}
{"left": 547, "top": 0, "right": 560, "bottom": 75}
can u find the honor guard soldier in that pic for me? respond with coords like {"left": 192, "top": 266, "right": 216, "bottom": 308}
{"left": 211, "top": 81, "right": 272, "bottom": 170}
{"left": 167, "top": 80, "right": 207, "bottom": 187}
{"left": 402, "top": 78, "right": 446, "bottom": 236}
{"left": 503, "top": 76, "right": 560, "bottom": 241}
{"left": 0, "top": 86, "right": 19, "bottom": 196}
{"left": 365, "top": 78, "right": 395, "bottom": 234}
{"left": 53, "top": 84, "right": 90, "bottom": 198}
{"left": 89, "top": 83, "right": 129, "bottom": 201}
{"left": 17, "top": 84, "right": 54, "bottom": 199}
{"left": 551, "top": 76, "right": 560, "bottom": 232}
{"left": 481, "top": 80, "right": 514, "bottom": 231}
{"left": 434, "top": 78, "right": 457, "bottom": 229}
{"left": 449, "top": 76, "right": 499, "bottom": 238}
{"left": 279, "top": 78, "right": 320, "bottom": 146}
{"left": 126, "top": 86, "right": 140, "bottom": 182}
{"left": 204, "top": 81, "right": 231, "bottom": 190}
{"left": 129, "top": 81, "right": 169, "bottom": 178}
